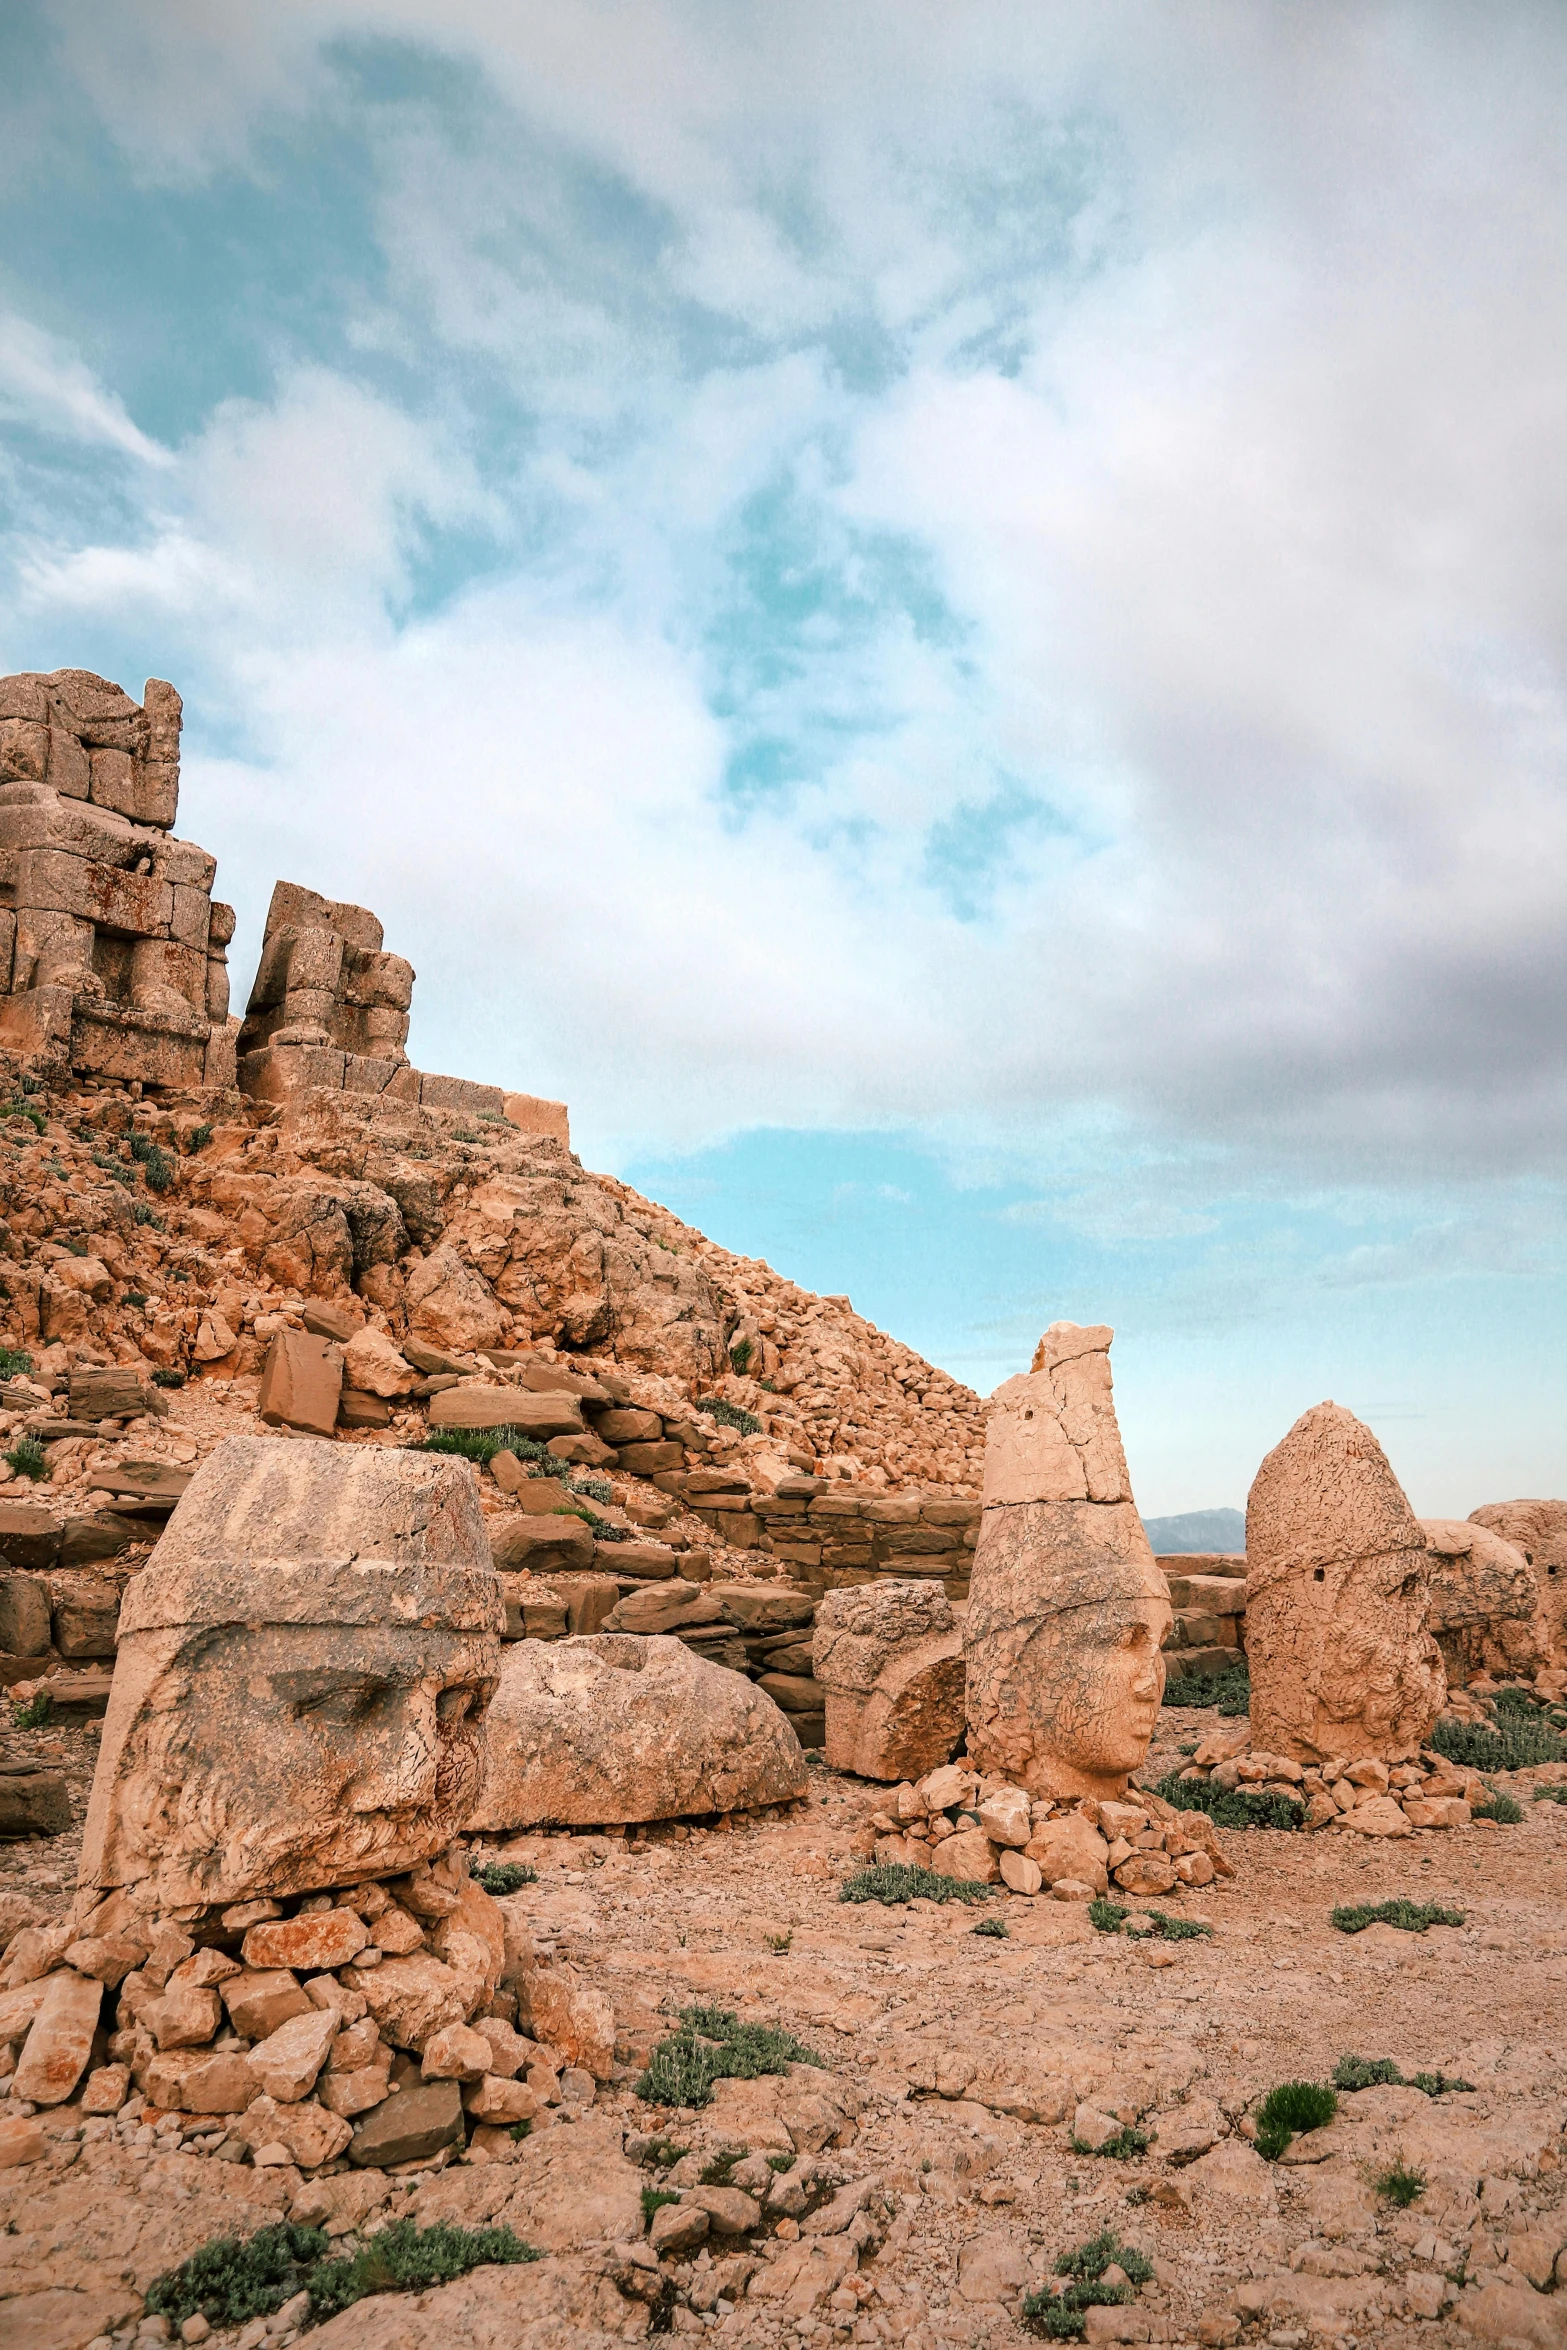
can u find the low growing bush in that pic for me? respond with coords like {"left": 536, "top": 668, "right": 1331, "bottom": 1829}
{"left": 839, "top": 1862, "right": 999, "bottom": 1908}
{"left": 146, "top": 2217, "right": 539, "bottom": 2331}
{"left": 1254, "top": 2081, "right": 1337, "bottom": 2162}
{"left": 12, "top": 1691, "right": 53, "bottom": 1729}
{"left": 1470, "top": 1784, "right": 1524, "bottom": 1824}
{"left": 1375, "top": 2159, "right": 1427, "bottom": 2209}
{"left": 972, "top": 1915, "right": 1009, "bottom": 1938}
{"left": 470, "top": 1859, "right": 537, "bottom": 1895}
{"left": 4, "top": 1435, "right": 48, "bottom": 1481}
{"left": 1330, "top": 1899, "right": 1464, "bottom": 1936}
{"left": 1430, "top": 1713, "right": 1567, "bottom": 1771}
{"left": 1153, "top": 1769, "right": 1304, "bottom": 1831}
{"left": 1088, "top": 1899, "right": 1213, "bottom": 1941}
{"left": 1070, "top": 2124, "right": 1150, "bottom": 2161}
{"left": 0, "top": 1344, "right": 33, "bottom": 1378}
{"left": 637, "top": 2003, "right": 823, "bottom": 2109}
{"left": 698, "top": 1397, "right": 763, "bottom": 1436}
{"left": 1163, "top": 1661, "right": 1251, "bottom": 1718}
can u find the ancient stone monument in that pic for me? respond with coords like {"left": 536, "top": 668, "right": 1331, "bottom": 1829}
{"left": 0, "top": 669, "right": 236, "bottom": 1086}
{"left": 963, "top": 1324, "right": 1172, "bottom": 1799}
{"left": 236, "top": 876, "right": 570, "bottom": 1138}
{"left": 470, "top": 1633, "right": 807, "bottom": 1830}
{"left": 1245, "top": 1402, "right": 1445, "bottom": 1764}
{"left": 1422, "top": 1517, "right": 1542, "bottom": 1684}
{"left": 81, "top": 1434, "right": 504, "bottom": 1911}
{"left": 812, "top": 1580, "right": 965, "bottom": 1781}
{"left": 1468, "top": 1498, "right": 1567, "bottom": 1669}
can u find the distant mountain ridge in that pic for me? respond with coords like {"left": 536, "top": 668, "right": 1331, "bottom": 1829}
{"left": 1142, "top": 1507, "right": 1246, "bottom": 1555}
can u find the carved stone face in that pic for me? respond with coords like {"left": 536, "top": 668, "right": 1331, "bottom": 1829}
{"left": 91, "top": 1622, "right": 496, "bottom": 1909}
{"left": 1038, "top": 1598, "right": 1171, "bottom": 1794}
{"left": 78, "top": 1434, "right": 503, "bottom": 1911}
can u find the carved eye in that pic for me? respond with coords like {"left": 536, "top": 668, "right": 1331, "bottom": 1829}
{"left": 1313, "top": 1568, "right": 1325, "bottom": 1583}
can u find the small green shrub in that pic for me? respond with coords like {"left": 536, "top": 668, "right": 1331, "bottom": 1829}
{"left": 1533, "top": 1784, "right": 1567, "bottom": 1804}
{"left": 573, "top": 1474, "right": 614, "bottom": 1503}
{"left": 4, "top": 1435, "right": 48, "bottom": 1481}
{"left": 1071, "top": 2125, "right": 1150, "bottom": 2161}
{"left": 1153, "top": 1769, "right": 1303, "bottom": 1831}
{"left": 839, "top": 1862, "right": 999, "bottom": 1907}
{"left": 128, "top": 1133, "right": 176, "bottom": 1192}
{"left": 508, "top": 2118, "right": 531, "bottom": 2140}
{"left": 1, "top": 1101, "right": 46, "bottom": 1134}
{"left": 419, "top": 1425, "right": 556, "bottom": 1467}
{"left": 132, "top": 1202, "right": 163, "bottom": 1228}
{"left": 1089, "top": 1898, "right": 1213, "bottom": 1941}
{"left": 698, "top": 1397, "right": 763, "bottom": 1436}
{"left": 0, "top": 1344, "right": 34, "bottom": 1378}
{"left": 1375, "top": 2158, "right": 1426, "bottom": 2208}
{"left": 1163, "top": 1660, "right": 1250, "bottom": 1716}
{"left": 728, "top": 1337, "right": 755, "bottom": 1374}
{"left": 13, "top": 1691, "right": 53, "bottom": 1729}
{"left": 641, "top": 2138, "right": 689, "bottom": 2170}
{"left": 766, "top": 2152, "right": 793, "bottom": 2173}
{"left": 470, "top": 1859, "right": 537, "bottom": 1894}
{"left": 1254, "top": 2081, "right": 1337, "bottom": 2162}
{"left": 1333, "top": 2055, "right": 1404, "bottom": 2091}
{"left": 1410, "top": 2070, "right": 1474, "bottom": 2096}
{"left": 699, "top": 2149, "right": 740, "bottom": 2185}
{"left": 1331, "top": 1899, "right": 1464, "bottom": 1936}
{"left": 152, "top": 1366, "right": 184, "bottom": 1386}
{"left": 187, "top": 1124, "right": 214, "bottom": 1153}
{"left": 307, "top": 2220, "right": 538, "bottom": 2320}
{"left": 581, "top": 1510, "right": 632, "bottom": 1541}
{"left": 1430, "top": 1713, "right": 1567, "bottom": 1770}
{"left": 637, "top": 2003, "right": 823, "bottom": 2109}
{"left": 1089, "top": 1898, "right": 1129, "bottom": 1934}
{"left": 124, "top": 1291, "right": 148, "bottom": 1310}
{"left": 145, "top": 2222, "right": 331, "bottom": 2327}
{"left": 1055, "top": 2231, "right": 1154, "bottom": 2287}
{"left": 1471, "top": 1784, "right": 1523, "bottom": 1824}
{"left": 972, "top": 1916, "right": 1009, "bottom": 1938}
{"left": 641, "top": 2186, "right": 680, "bottom": 2223}
{"left": 93, "top": 1151, "right": 136, "bottom": 1187}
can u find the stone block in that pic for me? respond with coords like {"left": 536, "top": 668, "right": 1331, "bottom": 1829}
{"left": 0, "top": 1765, "right": 71, "bottom": 1838}
{"left": 12, "top": 1967, "right": 102, "bottom": 2104}
{"left": 222, "top": 1968, "right": 315, "bottom": 2040}
{"left": 0, "top": 1506, "right": 63, "bottom": 1572}
{"left": 491, "top": 1518, "right": 595, "bottom": 1574}
{"left": 348, "top": 2076, "right": 464, "bottom": 2168}
{"left": 0, "top": 1572, "right": 51, "bottom": 1656}
{"left": 594, "top": 1407, "right": 663, "bottom": 1444}
{"left": 430, "top": 1385, "right": 583, "bottom": 1438}
{"left": 617, "top": 1440, "right": 685, "bottom": 1473}
{"left": 257, "top": 1329, "right": 343, "bottom": 1436}
{"left": 49, "top": 1572, "right": 121, "bottom": 1658}
{"left": 503, "top": 1092, "right": 570, "bottom": 1148}
{"left": 14, "top": 847, "right": 172, "bottom": 933}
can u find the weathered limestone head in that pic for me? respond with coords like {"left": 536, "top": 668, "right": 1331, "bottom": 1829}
{"left": 1422, "top": 1518, "right": 1541, "bottom": 1684}
{"left": 80, "top": 1436, "right": 503, "bottom": 1912}
{"left": 964, "top": 1324, "right": 1172, "bottom": 1800}
{"left": 1245, "top": 1402, "right": 1444, "bottom": 1764}
{"left": 1467, "top": 1500, "right": 1567, "bottom": 1669}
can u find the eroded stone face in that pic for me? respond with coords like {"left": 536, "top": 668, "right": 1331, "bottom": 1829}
{"left": 80, "top": 1436, "right": 502, "bottom": 1908}
{"left": 964, "top": 1326, "right": 1171, "bottom": 1800}
{"left": 1245, "top": 1402, "right": 1445, "bottom": 1764}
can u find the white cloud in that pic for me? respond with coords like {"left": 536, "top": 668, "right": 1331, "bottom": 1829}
{"left": 0, "top": 310, "right": 171, "bottom": 465}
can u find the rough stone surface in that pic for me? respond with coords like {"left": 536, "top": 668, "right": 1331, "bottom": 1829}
{"left": 1246, "top": 1402, "right": 1445, "bottom": 1763}
{"left": 813, "top": 1581, "right": 965, "bottom": 1782}
{"left": 964, "top": 1325, "right": 1171, "bottom": 1798}
{"left": 11, "top": 1967, "right": 102, "bottom": 2105}
{"left": 1468, "top": 1499, "right": 1567, "bottom": 1668}
{"left": 469, "top": 1633, "right": 806, "bottom": 1829}
{"left": 1423, "top": 1517, "right": 1542, "bottom": 1683}
{"left": 348, "top": 2076, "right": 464, "bottom": 2167}
{"left": 79, "top": 1436, "right": 504, "bottom": 1909}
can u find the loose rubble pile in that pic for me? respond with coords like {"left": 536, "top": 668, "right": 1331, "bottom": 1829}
{"left": 868, "top": 1758, "right": 1232, "bottom": 1897}
{"left": 1169, "top": 1727, "right": 1498, "bottom": 1836}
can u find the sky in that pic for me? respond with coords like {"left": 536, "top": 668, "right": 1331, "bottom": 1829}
{"left": 2, "top": 1, "right": 1564, "bottom": 1518}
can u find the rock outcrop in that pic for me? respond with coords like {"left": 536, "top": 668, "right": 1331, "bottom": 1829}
{"left": 469, "top": 1633, "right": 808, "bottom": 1829}
{"left": 1422, "top": 1517, "right": 1542, "bottom": 1684}
{"left": 812, "top": 1580, "right": 964, "bottom": 1781}
{"left": 963, "top": 1325, "right": 1172, "bottom": 1799}
{"left": 1245, "top": 1402, "right": 1445, "bottom": 1764}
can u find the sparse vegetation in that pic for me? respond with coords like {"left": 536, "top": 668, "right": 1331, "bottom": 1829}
{"left": 1430, "top": 1711, "right": 1567, "bottom": 1771}
{"left": 637, "top": 2003, "right": 824, "bottom": 2108}
{"left": 1, "top": 1100, "right": 46, "bottom": 1134}
{"left": 641, "top": 2186, "right": 679, "bottom": 2223}
{"left": 128, "top": 1131, "right": 176, "bottom": 1191}
{"left": 699, "top": 2148, "right": 741, "bottom": 2185}
{"left": 972, "top": 1915, "right": 1009, "bottom": 1938}
{"left": 764, "top": 1931, "right": 793, "bottom": 1954}
{"left": 1164, "top": 1660, "right": 1250, "bottom": 1717}
{"left": 1330, "top": 1899, "right": 1465, "bottom": 1935}
{"left": 152, "top": 1365, "right": 184, "bottom": 1385}
{"left": 1254, "top": 2080, "right": 1337, "bottom": 2162}
{"left": 0, "top": 1344, "right": 33, "bottom": 1378}
{"left": 839, "top": 1862, "right": 999, "bottom": 1907}
{"left": 132, "top": 1201, "right": 163, "bottom": 1227}
{"left": 698, "top": 1396, "right": 763, "bottom": 1436}
{"left": 1332, "top": 2054, "right": 1404, "bottom": 2090}
{"left": 1153, "top": 1770, "right": 1304, "bottom": 1831}
{"left": 146, "top": 2215, "right": 540, "bottom": 2330}
{"left": 1071, "top": 2125, "right": 1150, "bottom": 2161}
{"left": 1533, "top": 1784, "right": 1567, "bottom": 1804}
{"left": 1375, "top": 2158, "right": 1427, "bottom": 2208}
{"left": 1410, "top": 2070, "right": 1474, "bottom": 2096}
{"left": 13, "top": 1691, "right": 54, "bottom": 1729}
{"left": 1470, "top": 1784, "right": 1524, "bottom": 1824}
{"left": 4, "top": 1435, "right": 48, "bottom": 1481}
{"left": 728, "top": 1336, "right": 755, "bottom": 1374}
{"left": 470, "top": 1859, "right": 537, "bottom": 1895}
{"left": 1088, "top": 1898, "right": 1213, "bottom": 1941}
{"left": 187, "top": 1123, "right": 214, "bottom": 1152}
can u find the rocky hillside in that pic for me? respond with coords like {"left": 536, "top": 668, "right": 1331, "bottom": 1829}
{"left": 0, "top": 1068, "right": 985, "bottom": 1494}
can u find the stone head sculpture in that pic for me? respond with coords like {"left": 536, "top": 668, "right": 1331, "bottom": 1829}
{"left": 1245, "top": 1402, "right": 1444, "bottom": 1764}
{"left": 79, "top": 1435, "right": 503, "bottom": 1913}
{"left": 964, "top": 1324, "right": 1172, "bottom": 1799}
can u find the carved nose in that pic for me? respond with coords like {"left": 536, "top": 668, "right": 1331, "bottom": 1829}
{"left": 349, "top": 1691, "right": 439, "bottom": 1812}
